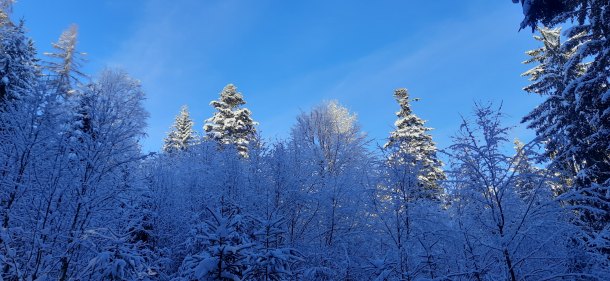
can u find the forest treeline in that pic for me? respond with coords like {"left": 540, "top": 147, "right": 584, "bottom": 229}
{"left": 1, "top": 1, "right": 609, "bottom": 280}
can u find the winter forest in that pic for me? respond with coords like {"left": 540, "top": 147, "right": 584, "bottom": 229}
{"left": 1, "top": 0, "right": 609, "bottom": 280}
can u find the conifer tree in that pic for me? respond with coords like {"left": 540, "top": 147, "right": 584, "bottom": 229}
{"left": 163, "top": 105, "right": 197, "bottom": 153}
{"left": 512, "top": 139, "right": 542, "bottom": 199}
{"left": 177, "top": 209, "right": 253, "bottom": 281}
{"left": 521, "top": 27, "right": 585, "bottom": 181}
{"left": 522, "top": 23, "right": 610, "bottom": 259}
{"left": 0, "top": 0, "right": 14, "bottom": 26}
{"left": 0, "top": 19, "right": 38, "bottom": 107}
{"left": 384, "top": 88, "right": 445, "bottom": 199}
{"left": 44, "top": 24, "right": 86, "bottom": 96}
{"left": 245, "top": 213, "right": 302, "bottom": 281}
{"left": 204, "top": 84, "right": 257, "bottom": 157}
{"left": 516, "top": 0, "right": 610, "bottom": 189}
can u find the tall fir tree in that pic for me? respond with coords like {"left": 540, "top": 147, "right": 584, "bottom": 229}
{"left": 384, "top": 88, "right": 445, "bottom": 199}
{"left": 204, "top": 84, "right": 257, "bottom": 158}
{"left": 512, "top": 139, "right": 543, "bottom": 199}
{"left": 177, "top": 209, "right": 253, "bottom": 281}
{"left": 516, "top": 1, "right": 610, "bottom": 188}
{"left": 0, "top": 0, "right": 14, "bottom": 26}
{"left": 522, "top": 23, "right": 610, "bottom": 260}
{"left": 44, "top": 25, "right": 92, "bottom": 142}
{"left": 44, "top": 24, "right": 86, "bottom": 96}
{"left": 245, "top": 213, "right": 302, "bottom": 281}
{"left": 163, "top": 105, "right": 197, "bottom": 153}
{"left": 522, "top": 27, "right": 586, "bottom": 184}
{"left": 0, "top": 19, "right": 38, "bottom": 108}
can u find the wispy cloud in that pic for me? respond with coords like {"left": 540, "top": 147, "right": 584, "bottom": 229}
{"left": 253, "top": 4, "right": 540, "bottom": 149}
{"left": 106, "top": 1, "right": 540, "bottom": 152}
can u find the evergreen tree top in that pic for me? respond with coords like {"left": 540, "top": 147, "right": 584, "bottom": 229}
{"left": 204, "top": 83, "right": 257, "bottom": 157}
{"left": 44, "top": 24, "right": 87, "bottom": 96}
{"left": 384, "top": 88, "right": 445, "bottom": 197}
{"left": 0, "top": 0, "right": 15, "bottom": 26}
{"left": 0, "top": 19, "right": 38, "bottom": 104}
{"left": 212, "top": 83, "right": 245, "bottom": 109}
{"left": 385, "top": 88, "right": 433, "bottom": 149}
{"left": 163, "top": 105, "right": 196, "bottom": 153}
{"left": 394, "top": 88, "right": 413, "bottom": 117}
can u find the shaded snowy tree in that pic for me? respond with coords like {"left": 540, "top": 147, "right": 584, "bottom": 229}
{"left": 447, "top": 102, "right": 586, "bottom": 280}
{"left": 177, "top": 209, "right": 253, "bottom": 281}
{"left": 372, "top": 147, "right": 451, "bottom": 280}
{"left": 204, "top": 84, "right": 257, "bottom": 158}
{"left": 56, "top": 69, "right": 148, "bottom": 281}
{"left": 512, "top": 139, "right": 543, "bottom": 199}
{"left": 521, "top": 13, "right": 610, "bottom": 259}
{"left": 512, "top": 0, "right": 607, "bottom": 33}
{"left": 0, "top": 9, "right": 49, "bottom": 281}
{"left": 515, "top": 0, "right": 610, "bottom": 183}
{"left": 512, "top": 0, "right": 567, "bottom": 31}
{"left": 521, "top": 27, "right": 585, "bottom": 185}
{"left": 244, "top": 212, "right": 302, "bottom": 281}
{"left": 78, "top": 230, "right": 148, "bottom": 281}
{"left": 0, "top": 19, "right": 38, "bottom": 107}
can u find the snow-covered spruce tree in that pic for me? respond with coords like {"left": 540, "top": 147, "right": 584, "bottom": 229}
{"left": 513, "top": 0, "right": 607, "bottom": 34}
{"left": 512, "top": 139, "right": 543, "bottom": 199}
{"left": 244, "top": 213, "right": 302, "bottom": 281}
{"left": 0, "top": 0, "right": 14, "bottom": 25}
{"left": 521, "top": 26, "right": 585, "bottom": 189}
{"left": 384, "top": 88, "right": 445, "bottom": 200}
{"left": 517, "top": 0, "right": 610, "bottom": 261}
{"left": 78, "top": 230, "right": 148, "bottom": 281}
{"left": 176, "top": 209, "right": 254, "bottom": 281}
{"left": 44, "top": 24, "right": 86, "bottom": 96}
{"left": 164, "top": 105, "right": 197, "bottom": 153}
{"left": 204, "top": 84, "right": 257, "bottom": 158}
{"left": 0, "top": 19, "right": 38, "bottom": 108}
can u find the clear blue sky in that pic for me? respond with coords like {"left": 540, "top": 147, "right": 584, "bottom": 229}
{"left": 13, "top": 0, "right": 541, "bottom": 152}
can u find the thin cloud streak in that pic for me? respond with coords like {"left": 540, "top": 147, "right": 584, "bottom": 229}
{"left": 106, "top": 1, "right": 540, "bottom": 152}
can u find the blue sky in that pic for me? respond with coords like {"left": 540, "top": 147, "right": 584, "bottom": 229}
{"left": 14, "top": 0, "right": 541, "bottom": 153}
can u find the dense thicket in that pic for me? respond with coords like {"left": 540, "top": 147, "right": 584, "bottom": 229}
{"left": 0, "top": 3, "right": 608, "bottom": 280}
